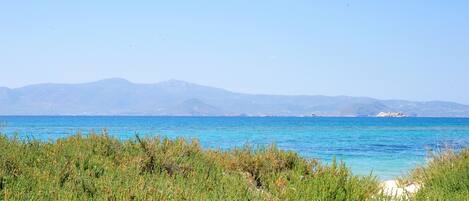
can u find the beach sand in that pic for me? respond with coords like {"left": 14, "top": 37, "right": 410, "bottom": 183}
{"left": 381, "top": 180, "right": 420, "bottom": 198}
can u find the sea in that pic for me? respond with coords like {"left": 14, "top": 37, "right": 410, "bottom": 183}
{"left": 1, "top": 116, "right": 469, "bottom": 180}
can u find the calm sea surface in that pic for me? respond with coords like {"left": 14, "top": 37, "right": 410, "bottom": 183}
{"left": 1, "top": 116, "right": 469, "bottom": 180}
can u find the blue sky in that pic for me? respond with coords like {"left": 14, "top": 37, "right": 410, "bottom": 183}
{"left": 1, "top": 1, "right": 469, "bottom": 103}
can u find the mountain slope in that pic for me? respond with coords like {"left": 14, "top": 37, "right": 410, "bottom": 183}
{"left": 1, "top": 78, "right": 468, "bottom": 117}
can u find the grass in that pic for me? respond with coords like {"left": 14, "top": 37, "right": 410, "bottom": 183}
{"left": 403, "top": 148, "right": 469, "bottom": 201}
{"left": 3, "top": 131, "right": 468, "bottom": 201}
{"left": 0, "top": 132, "right": 382, "bottom": 201}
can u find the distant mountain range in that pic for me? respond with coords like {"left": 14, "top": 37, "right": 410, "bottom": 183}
{"left": 1, "top": 78, "right": 469, "bottom": 117}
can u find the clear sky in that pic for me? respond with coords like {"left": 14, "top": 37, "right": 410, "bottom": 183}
{"left": 1, "top": 1, "right": 469, "bottom": 104}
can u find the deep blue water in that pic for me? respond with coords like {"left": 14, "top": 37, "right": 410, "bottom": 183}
{"left": 1, "top": 116, "right": 469, "bottom": 180}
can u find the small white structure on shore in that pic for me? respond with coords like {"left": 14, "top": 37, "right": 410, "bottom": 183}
{"left": 376, "top": 112, "right": 407, "bottom": 117}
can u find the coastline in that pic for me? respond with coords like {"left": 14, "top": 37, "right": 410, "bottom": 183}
{"left": 1, "top": 116, "right": 468, "bottom": 181}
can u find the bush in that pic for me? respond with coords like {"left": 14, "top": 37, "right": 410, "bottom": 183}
{"left": 0, "top": 133, "right": 381, "bottom": 200}
{"left": 406, "top": 148, "right": 469, "bottom": 200}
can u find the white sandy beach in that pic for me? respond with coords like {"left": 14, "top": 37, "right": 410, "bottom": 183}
{"left": 381, "top": 180, "right": 420, "bottom": 198}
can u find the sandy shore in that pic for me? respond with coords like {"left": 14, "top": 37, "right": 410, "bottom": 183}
{"left": 381, "top": 180, "right": 420, "bottom": 198}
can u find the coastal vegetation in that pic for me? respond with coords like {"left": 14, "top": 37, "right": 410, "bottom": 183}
{"left": 402, "top": 148, "right": 469, "bottom": 200}
{"left": 0, "top": 132, "right": 382, "bottom": 200}
{"left": 0, "top": 132, "right": 468, "bottom": 200}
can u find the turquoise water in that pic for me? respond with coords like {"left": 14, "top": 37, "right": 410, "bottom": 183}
{"left": 1, "top": 116, "right": 469, "bottom": 180}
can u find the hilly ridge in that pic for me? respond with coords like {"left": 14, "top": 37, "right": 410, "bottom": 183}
{"left": 1, "top": 78, "right": 469, "bottom": 117}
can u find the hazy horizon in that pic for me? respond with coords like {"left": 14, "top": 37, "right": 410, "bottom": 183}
{"left": 1, "top": 77, "right": 468, "bottom": 106}
{"left": 1, "top": 1, "right": 469, "bottom": 104}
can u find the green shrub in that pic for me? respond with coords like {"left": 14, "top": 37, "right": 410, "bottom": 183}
{"left": 0, "top": 133, "right": 381, "bottom": 200}
{"left": 407, "top": 148, "right": 469, "bottom": 200}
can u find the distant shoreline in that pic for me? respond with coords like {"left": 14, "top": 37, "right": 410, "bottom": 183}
{"left": 0, "top": 115, "right": 468, "bottom": 118}
{"left": 2, "top": 78, "right": 469, "bottom": 117}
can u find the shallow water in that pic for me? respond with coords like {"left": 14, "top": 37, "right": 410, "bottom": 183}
{"left": 1, "top": 116, "right": 469, "bottom": 180}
